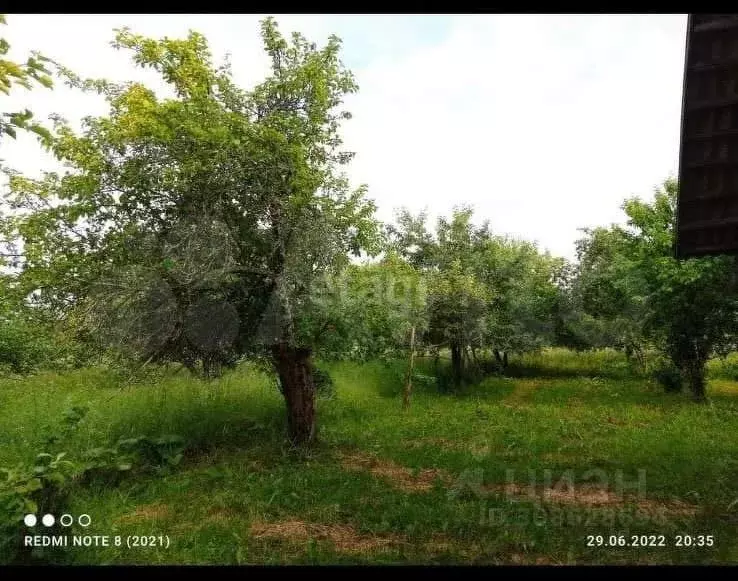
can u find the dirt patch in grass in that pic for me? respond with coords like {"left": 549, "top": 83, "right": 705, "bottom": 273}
{"left": 250, "top": 519, "right": 402, "bottom": 554}
{"left": 166, "top": 505, "right": 240, "bottom": 533}
{"left": 403, "top": 437, "right": 457, "bottom": 450}
{"left": 204, "top": 506, "right": 238, "bottom": 524}
{"left": 116, "top": 502, "right": 173, "bottom": 524}
{"left": 338, "top": 451, "right": 452, "bottom": 493}
{"left": 502, "top": 380, "right": 543, "bottom": 406}
{"left": 403, "top": 438, "right": 494, "bottom": 459}
{"left": 480, "top": 482, "right": 621, "bottom": 506}
{"left": 480, "top": 482, "right": 699, "bottom": 516}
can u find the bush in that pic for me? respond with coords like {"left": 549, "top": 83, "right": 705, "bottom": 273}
{"left": 80, "top": 435, "right": 185, "bottom": 485}
{"left": 707, "top": 352, "right": 738, "bottom": 381}
{"left": 0, "top": 316, "right": 97, "bottom": 376}
{"left": 0, "top": 319, "right": 56, "bottom": 374}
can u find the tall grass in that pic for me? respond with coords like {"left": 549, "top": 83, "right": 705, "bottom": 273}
{"left": 506, "top": 347, "right": 640, "bottom": 379}
{"left": 0, "top": 364, "right": 285, "bottom": 466}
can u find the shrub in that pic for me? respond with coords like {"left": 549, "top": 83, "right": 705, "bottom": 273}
{"left": 707, "top": 352, "right": 738, "bottom": 381}
{"left": 0, "top": 319, "right": 55, "bottom": 374}
{"left": 80, "top": 435, "right": 185, "bottom": 485}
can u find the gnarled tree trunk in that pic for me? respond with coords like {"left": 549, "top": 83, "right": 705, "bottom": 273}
{"left": 272, "top": 343, "right": 317, "bottom": 444}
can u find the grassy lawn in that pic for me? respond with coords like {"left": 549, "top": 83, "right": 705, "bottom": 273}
{"left": 2, "top": 350, "right": 738, "bottom": 564}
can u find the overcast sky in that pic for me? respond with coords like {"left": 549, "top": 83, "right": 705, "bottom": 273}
{"left": 0, "top": 14, "right": 688, "bottom": 260}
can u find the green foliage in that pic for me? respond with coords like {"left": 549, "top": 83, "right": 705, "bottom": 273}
{"left": 619, "top": 180, "right": 738, "bottom": 399}
{"left": 3, "top": 18, "right": 378, "bottom": 370}
{"left": 0, "top": 318, "right": 52, "bottom": 374}
{"left": 476, "top": 234, "right": 562, "bottom": 355}
{"left": 0, "top": 399, "right": 185, "bottom": 563}
{"left": 312, "top": 366, "right": 335, "bottom": 399}
{"left": 0, "top": 278, "right": 72, "bottom": 374}
{"left": 305, "top": 252, "right": 427, "bottom": 362}
{"left": 563, "top": 226, "right": 644, "bottom": 353}
{"left": 81, "top": 435, "right": 185, "bottom": 485}
{"left": 0, "top": 14, "right": 53, "bottom": 143}
{"left": 0, "top": 431, "right": 186, "bottom": 564}
{"left": 707, "top": 352, "right": 738, "bottom": 381}
{"left": 570, "top": 179, "right": 738, "bottom": 400}
{"left": 387, "top": 206, "right": 562, "bottom": 388}
{"left": 0, "top": 451, "right": 77, "bottom": 563}
{"left": 0, "top": 315, "right": 97, "bottom": 376}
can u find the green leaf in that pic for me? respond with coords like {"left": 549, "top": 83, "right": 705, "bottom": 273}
{"left": 35, "top": 453, "right": 54, "bottom": 464}
{"left": 19, "top": 477, "right": 42, "bottom": 493}
{"left": 23, "top": 499, "right": 38, "bottom": 515}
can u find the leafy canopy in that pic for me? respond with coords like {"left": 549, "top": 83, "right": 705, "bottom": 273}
{"left": 2, "top": 18, "right": 379, "bottom": 365}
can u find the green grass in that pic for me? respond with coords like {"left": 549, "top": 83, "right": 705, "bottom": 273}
{"left": 3, "top": 350, "right": 738, "bottom": 564}
{"left": 507, "top": 347, "right": 640, "bottom": 380}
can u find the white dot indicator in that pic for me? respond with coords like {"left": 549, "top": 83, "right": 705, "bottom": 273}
{"left": 59, "top": 514, "right": 73, "bottom": 527}
{"left": 23, "top": 514, "right": 37, "bottom": 527}
{"left": 78, "top": 514, "right": 91, "bottom": 527}
{"left": 42, "top": 514, "right": 55, "bottom": 527}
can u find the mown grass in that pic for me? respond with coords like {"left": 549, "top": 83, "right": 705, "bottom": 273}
{"left": 2, "top": 349, "right": 738, "bottom": 564}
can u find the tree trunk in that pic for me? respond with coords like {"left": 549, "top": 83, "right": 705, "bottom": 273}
{"left": 451, "top": 342, "right": 463, "bottom": 387}
{"left": 493, "top": 349, "right": 508, "bottom": 370}
{"left": 403, "top": 326, "right": 416, "bottom": 409}
{"left": 271, "top": 343, "right": 317, "bottom": 444}
{"left": 182, "top": 350, "right": 197, "bottom": 376}
{"left": 203, "top": 355, "right": 222, "bottom": 380}
{"left": 686, "top": 359, "right": 707, "bottom": 402}
{"left": 494, "top": 349, "right": 503, "bottom": 365}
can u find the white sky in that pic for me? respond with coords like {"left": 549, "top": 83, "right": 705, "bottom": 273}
{"left": 0, "top": 14, "right": 688, "bottom": 260}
